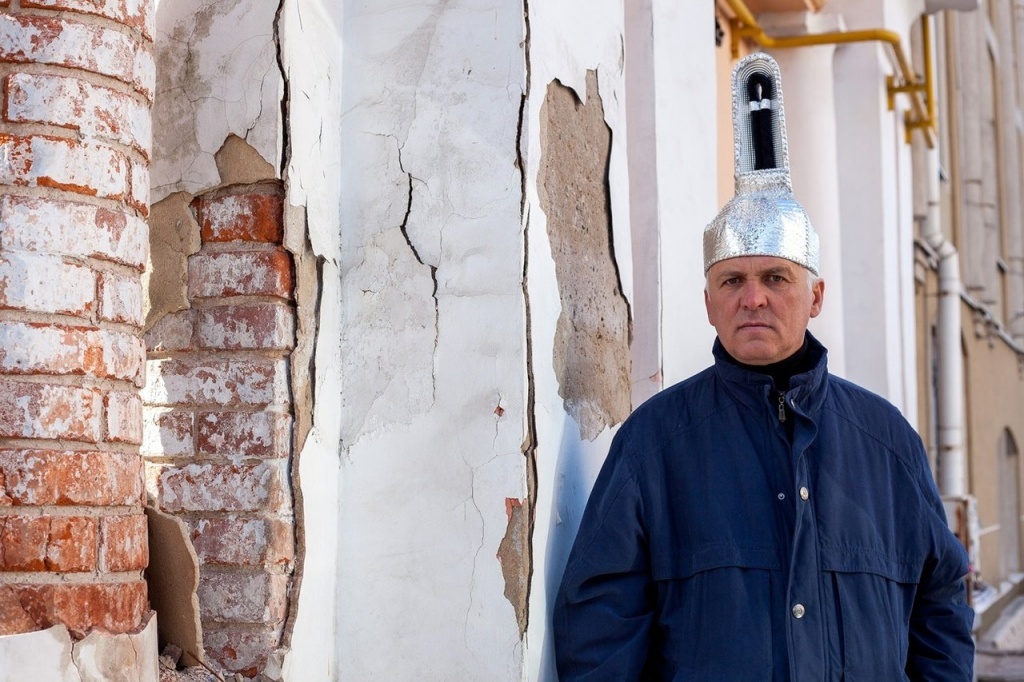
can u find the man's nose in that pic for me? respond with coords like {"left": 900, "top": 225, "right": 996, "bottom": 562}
{"left": 739, "top": 281, "right": 768, "bottom": 308}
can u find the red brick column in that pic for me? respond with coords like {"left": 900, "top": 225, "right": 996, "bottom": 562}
{"left": 0, "top": 1, "right": 153, "bottom": 635}
{"left": 144, "top": 183, "right": 295, "bottom": 677}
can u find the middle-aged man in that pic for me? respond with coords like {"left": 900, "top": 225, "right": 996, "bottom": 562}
{"left": 553, "top": 53, "right": 974, "bottom": 680}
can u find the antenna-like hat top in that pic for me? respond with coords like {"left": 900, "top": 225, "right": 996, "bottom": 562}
{"left": 703, "top": 52, "right": 820, "bottom": 275}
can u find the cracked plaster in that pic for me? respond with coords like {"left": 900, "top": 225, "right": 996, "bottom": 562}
{"left": 151, "top": 0, "right": 282, "bottom": 202}
{"left": 330, "top": 0, "right": 528, "bottom": 678}
{"left": 0, "top": 612, "right": 158, "bottom": 682}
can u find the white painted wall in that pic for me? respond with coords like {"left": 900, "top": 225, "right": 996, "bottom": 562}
{"left": 279, "top": 2, "right": 343, "bottom": 679}
{"left": 523, "top": 2, "right": 631, "bottom": 677}
{"left": 655, "top": 1, "right": 719, "bottom": 387}
{"left": 331, "top": 1, "right": 528, "bottom": 678}
{"left": 761, "top": 10, "right": 849, "bottom": 378}
{"left": 827, "top": 0, "right": 920, "bottom": 417}
{"left": 151, "top": 0, "right": 282, "bottom": 200}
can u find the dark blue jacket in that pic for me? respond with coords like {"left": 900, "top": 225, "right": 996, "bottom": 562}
{"left": 554, "top": 335, "right": 974, "bottom": 681}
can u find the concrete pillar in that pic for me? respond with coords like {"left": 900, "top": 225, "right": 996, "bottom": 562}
{"left": 762, "top": 13, "right": 848, "bottom": 377}
{"left": 0, "top": 1, "right": 153, "bottom": 637}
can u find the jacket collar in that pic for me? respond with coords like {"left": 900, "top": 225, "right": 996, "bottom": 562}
{"left": 712, "top": 331, "right": 829, "bottom": 415}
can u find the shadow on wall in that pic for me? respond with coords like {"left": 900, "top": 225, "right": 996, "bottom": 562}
{"left": 540, "top": 415, "right": 609, "bottom": 676}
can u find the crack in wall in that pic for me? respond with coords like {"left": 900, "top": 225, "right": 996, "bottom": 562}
{"left": 394, "top": 138, "right": 441, "bottom": 397}
{"left": 504, "top": 0, "right": 535, "bottom": 642}
{"left": 273, "top": 0, "right": 292, "bottom": 179}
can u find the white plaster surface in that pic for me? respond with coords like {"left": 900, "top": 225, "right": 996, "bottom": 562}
{"left": 0, "top": 612, "right": 157, "bottom": 682}
{"left": 284, "top": 0, "right": 530, "bottom": 677}
{"left": 151, "top": 0, "right": 282, "bottom": 201}
{"left": 520, "top": 1, "right": 688, "bottom": 677}
{"left": 766, "top": 38, "right": 848, "bottom": 378}
{"left": 651, "top": 0, "right": 719, "bottom": 386}
{"left": 834, "top": 38, "right": 915, "bottom": 412}
{"left": 281, "top": 266, "right": 342, "bottom": 682}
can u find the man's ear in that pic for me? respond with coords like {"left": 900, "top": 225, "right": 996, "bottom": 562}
{"left": 704, "top": 288, "right": 714, "bottom": 325}
{"left": 809, "top": 278, "right": 825, "bottom": 318}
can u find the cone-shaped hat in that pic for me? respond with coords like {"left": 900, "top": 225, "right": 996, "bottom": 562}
{"left": 703, "top": 52, "right": 819, "bottom": 275}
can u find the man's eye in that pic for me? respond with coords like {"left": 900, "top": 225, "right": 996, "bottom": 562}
{"left": 768, "top": 275, "right": 786, "bottom": 283}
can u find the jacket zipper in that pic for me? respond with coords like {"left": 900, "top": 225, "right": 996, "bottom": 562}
{"left": 777, "top": 391, "right": 787, "bottom": 423}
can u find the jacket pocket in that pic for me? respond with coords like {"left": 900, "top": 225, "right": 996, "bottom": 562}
{"left": 821, "top": 544, "right": 918, "bottom": 681}
{"left": 651, "top": 544, "right": 780, "bottom": 681}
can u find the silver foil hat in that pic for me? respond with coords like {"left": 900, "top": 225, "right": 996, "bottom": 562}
{"left": 703, "top": 52, "right": 820, "bottom": 275}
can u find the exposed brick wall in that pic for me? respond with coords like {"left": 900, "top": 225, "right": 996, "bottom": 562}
{"left": 0, "top": 0, "right": 153, "bottom": 637}
{"left": 143, "top": 182, "right": 295, "bottom": 678}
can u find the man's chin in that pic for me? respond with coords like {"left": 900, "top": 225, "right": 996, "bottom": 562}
{"left": 729, "top": 341, "right": 781, "bottom": 365}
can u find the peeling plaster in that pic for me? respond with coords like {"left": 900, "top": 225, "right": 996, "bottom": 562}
{"left": 152, "top": 0, "right": 282, "bottom": 202}
{"left": 540, "top": 72, "right": 632, "bottom": 442}
{"left": 215, "top": 133, "right": 277, "bottom": 186}
{"left": 276, "top": 1, "right": 342, "bottom": 678}
{"left": 496, "top": 497, "right": 529, "bottom": 638}
{"left": 0, "top": 613, "right": 158, "bottom": 682}
{"left": 144, "top": 193, "right": 202, "bottom": 330}
{"left": 332, "top": 0, "right": 528, "bottom": 678}
{"left": 145, "top": 506, "right": 203, "bottom": 668}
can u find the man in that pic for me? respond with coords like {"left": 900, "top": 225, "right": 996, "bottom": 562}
{"left": 553, "top": 53, "right": 974, "bottom": 680}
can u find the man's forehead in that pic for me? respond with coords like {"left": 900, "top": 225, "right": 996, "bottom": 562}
{"left": 709, "top": 256, "right": 801, "bottom": 278}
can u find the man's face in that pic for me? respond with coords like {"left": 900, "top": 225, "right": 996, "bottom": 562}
{"left": 704, "top": 256, "right": 824, "bottom": 365}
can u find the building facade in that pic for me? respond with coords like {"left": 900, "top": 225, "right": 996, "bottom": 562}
{"left": 3, "top": 0, "right": 1023, "bottom": 679}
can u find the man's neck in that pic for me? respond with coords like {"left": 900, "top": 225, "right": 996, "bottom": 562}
{"left": 723, "top": 336, "right": 812, "bottom": 391}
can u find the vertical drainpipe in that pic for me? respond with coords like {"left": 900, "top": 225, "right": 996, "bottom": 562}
{"left": 922, "top": 13, "right": 968, "bottom": 498}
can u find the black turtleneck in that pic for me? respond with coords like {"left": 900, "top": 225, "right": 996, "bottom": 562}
{"left": 722, "top": 335, "right": 813, "bottom": 392}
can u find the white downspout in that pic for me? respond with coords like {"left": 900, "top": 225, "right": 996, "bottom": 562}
{"left": 925, "top": 145, "right": 967, "bottom": 497}
{"left": 922, "top": 11, "right": 967, "bottom": 497}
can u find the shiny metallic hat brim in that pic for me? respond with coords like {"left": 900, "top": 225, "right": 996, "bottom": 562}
{"left": 704, "top": 187, "right": 820, "bottom": 276}
{"left": 703, "top": 52, "right": 820, "bottom": 275}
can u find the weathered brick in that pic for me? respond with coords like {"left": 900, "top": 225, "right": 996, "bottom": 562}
{"left": 188, "top": 249, "right": 293, "bottom": 299}
{"left": 100, "top": 513, "right": 148, "bottom": 572}
{"left": 0, "top": 134, "right": 128, "bottom": 200}
{"left": 0, "top": 470, "right": 10, "bottom": 506}
{"left": 0, "top": 585, "right": 39, "bottom": 636}
{"left": 197, "top": 411, "right": 291, "bottom": 459}
{"left": 141, "top": 408, "right": 193, "bottom": 457}
{"left": 156, "top": 460, "right": 289, "bottom": 513}
{"left": 0, "top": 196, "right": 148, "bottom": 269}
{"left": 22, "top": 0, "right": 154, "bottom": 41}
{"left": 0, "top": 450, "right": 143, "bottom": 506}
{"left": 0, "top": 15, "right": 152, "bottom": 98}
{"left": 106, "top": 391, "right": 143, "bottom": 444}
{"left": 189, "top": 516, "right": 293, "bottom": 568}
{"left": 128, "top": 157, "right": 149, "bottom": 216}
{"left": 13, "top": 580, "right": 147, "bottom": 636}
{"left": 99, "top": 269, "right": 144, "bottom": 326}
{"left": 0, "top": 515, "right": 97, "bottom": 572}
{"left": 144, "top": 310, "right": 195, "bottom": 353}
{"left": 192, "top": 191, "right": 283, "bottom": 244}
{"left": 197, "top": 570, "right": 288, "bottom": 624}
{"left": 4, "top": 73, "right": 152, "bottom": 157}
{"left": 197, "top": 303, "right": 295, "bottom": 351}
{"left": 204, "top": 626, "right": 281, "bottom": 678}
{"left": 0, "top": 382, "right": 103, "bottom": 442}
{"left": 0, "top": 322, "right": 145, "bottom": 385}
{"left": 142, "top": 358, "right": 289, "bottom": 407}
{"left": 0, "top": 252, "right": 95, "bottom": 316}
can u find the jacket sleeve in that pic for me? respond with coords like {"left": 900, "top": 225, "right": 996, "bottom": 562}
{"left": 553, "top": 439, "right": 654, "bottom": 681}
{"left": 904, "top": 441, "right": 975, "bottom": 681}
